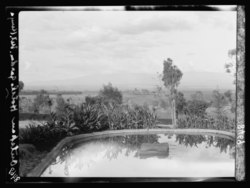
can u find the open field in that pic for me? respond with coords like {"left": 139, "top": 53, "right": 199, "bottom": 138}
{"left": 20, "top": 89, "right": 224, "bottom": 110}
{"left": 20, "top": 89, "right": 234, "bottom": 105}
{"left": 20, "top": 91, "right": 173, "bottom": 116}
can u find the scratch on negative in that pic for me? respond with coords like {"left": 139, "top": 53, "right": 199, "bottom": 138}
{"left": 6, "top": 88, "right": 9, "bottom": 99}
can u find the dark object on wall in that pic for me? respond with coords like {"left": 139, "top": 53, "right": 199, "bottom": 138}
{"left": 137, "top": 143, "right": 169, "bottom": 159}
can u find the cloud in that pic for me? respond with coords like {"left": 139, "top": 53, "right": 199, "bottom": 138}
{"left": 19, "top": 11, "right": 202, "bottom": 56}
{"left": 62, "top": 26, "right": 120, "bottom": 50}
{"left": 196, "top": 11, "right": 237, "bottom": 31}
{"left": 113, "top": 12, "right": 198, "bottom": 35}
{"left": 19, "top": 11, "right": 237, "bottom": 89}
{"left": 20, "top": 11, "right": 235, "bottom": 54}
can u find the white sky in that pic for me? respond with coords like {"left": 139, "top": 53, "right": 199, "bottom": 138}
{"left": 19, "top": 10, "right": 237, "bottom": 90}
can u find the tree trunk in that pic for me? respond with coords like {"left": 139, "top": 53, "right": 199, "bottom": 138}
{"left": 173, "top": 99, "right": 176, "bottom": 127}
{"left": 170, "top": 98, "right": 176, "bottom": 128}
{"left": 171, "top": 99, "right": 174, "bottom": 126}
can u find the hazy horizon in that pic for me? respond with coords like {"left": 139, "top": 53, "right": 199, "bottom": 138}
{"left": 22, "top": 70, "right": 235, "bottom": 91}
{"left": 19, "top": 10, "right": 236, "bottom": 92}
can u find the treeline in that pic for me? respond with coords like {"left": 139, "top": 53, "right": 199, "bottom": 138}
{"left": 174, "top": 89, "right": 236, "bottom": 131}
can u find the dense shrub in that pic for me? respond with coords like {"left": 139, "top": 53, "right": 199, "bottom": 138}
{"left": 72, "top": 103, "right": 109, "bottom": 132}
{"left": 31, "top": 90, "right": 53, "bottom": 114}
{"left": 19, "top": 122, "right": 68, "bottom": 151}
{"left": 184, "top": 100, "right": 210, "bottom": 117}
{"left": 99, "top": 83, "right": 123, "bottom": 105}
{"left": 101, "top": 103, "right": 157, "bottom": 130}
{"left": 85, "top": 96, "right": 103, "bottom": 106}
{"left": 130, "top": 104, "right": 157, "bottom": 129}
{"left": 19, "top": 144, "right": 36, "bottom": 159}
{"left": 177, "top": 114, "right": 235, "bottom": 131}
{"left": 20, "top": 101, "right": 158, "bottom": 151}
{"left": 211, "top": 90, "right": 229, "bottom": 117}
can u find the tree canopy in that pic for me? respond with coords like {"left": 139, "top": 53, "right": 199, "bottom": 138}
{"left": 225, "top": 49, "right": 236, "bottom": 74}
{"left": 161, "top": 58, "right": 183, "bottom": 127}
{"left": 162, "top": 58, "right": 183, "bottom": 95}
{"left": 99, "top": 83, "right": 123, "bottom": 105}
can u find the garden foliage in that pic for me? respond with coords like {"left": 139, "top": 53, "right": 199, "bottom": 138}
{"left": 20, "top": 98, "right": 158, "bottom": 151}
{"left": 177, "top": 114, "right": 235, "bottom": 131}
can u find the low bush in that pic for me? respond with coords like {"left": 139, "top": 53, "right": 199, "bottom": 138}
{"left": 72, "top": 103, "right": 109, "bottom": 132}
{"left": 184, "top": 100, "right": 210, "bottom": 117}
{"left": 19, "top": 144, "right": 37, "bottom": 159}
{"left": 20, "top": 102, "right": 158, "bottom": 151}
{"left": 177, "top": 114, "right": 235, "bottom": 130}
{"left": 19, "top": 122, "right": 68, "bottom": 151}
{"left": 85, "top": 96, "right": 103, "bottom": 106}
{"left": 102, "top": 103, "right": 157, "bottom": 130}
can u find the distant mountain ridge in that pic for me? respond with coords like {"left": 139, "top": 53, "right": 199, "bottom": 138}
{"left": 24, "top": 71, "right": 235, "bottom": 91}
{"left": 179, "top": 71, "right": 235, "bottom": 90}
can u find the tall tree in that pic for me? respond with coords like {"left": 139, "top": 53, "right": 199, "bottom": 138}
{"left": 161, "top": 58, "right": 183, "bottom": 127}
{"left": 99, "top": 83, "right": 123, "bottom": 105}
{"left": 225, "top": 48, "right": 237, "bottom": 85}
{"left": 225, "top": 49, "right": 236, "bottom": 73}
{"left": 225, "top": 49, "right": 239, "bottom": 113}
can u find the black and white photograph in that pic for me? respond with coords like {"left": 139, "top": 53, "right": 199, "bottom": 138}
{"left": 4, "top": 5, "right": 245, "bottom": 182}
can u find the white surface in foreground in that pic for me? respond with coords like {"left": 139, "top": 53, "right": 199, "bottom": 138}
{"left": 41, "top": 134, "right": 234, "bottom": 177}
